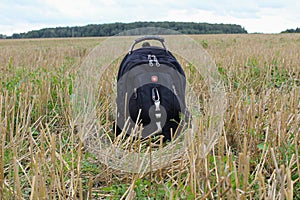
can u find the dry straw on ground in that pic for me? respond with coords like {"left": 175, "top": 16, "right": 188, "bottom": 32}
{"left": 0, "top": 33, "right": 299, "bottom": 199}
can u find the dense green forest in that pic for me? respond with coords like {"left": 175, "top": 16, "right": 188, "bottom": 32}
{"left": 281, "top": 27, "right": 300, "bottom": 33}
{"left": 3, "top": 21, "right": 248, "bottom": 39}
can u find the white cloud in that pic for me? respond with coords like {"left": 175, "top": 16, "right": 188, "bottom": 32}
{"left": 0, "top": 0, "right": 299, "bottom": 35}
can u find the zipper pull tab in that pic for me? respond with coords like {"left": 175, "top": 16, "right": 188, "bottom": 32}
{"left": 152, "top": 55, "right": 160, "bottom": 67}
{"left": 172, "top": 85, "right": 178, "bottom": 96}
{"left": 148, "top": 54, "right": 153, "bottom": 67}
{"left": 133, "top": 88, "right": 137, "bottom": 99}
{"left": 152, "top": 87, "right": 160, "bottom": 102}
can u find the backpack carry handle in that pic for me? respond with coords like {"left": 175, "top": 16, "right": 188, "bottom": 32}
{"left": 129, "top": 35, "right": 167, "bottom": 54}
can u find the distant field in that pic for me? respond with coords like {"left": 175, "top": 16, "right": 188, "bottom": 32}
{"left": 0, "top": 34, "right": 299, "bottom": 199}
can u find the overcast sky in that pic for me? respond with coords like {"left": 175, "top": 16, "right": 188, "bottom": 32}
{"left": 1, "top": 0, "right": 299, "bottom": 35}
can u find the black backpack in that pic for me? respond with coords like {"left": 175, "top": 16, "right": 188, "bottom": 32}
{"left": 116, "top": 36, "right": 188, "bottom": 141}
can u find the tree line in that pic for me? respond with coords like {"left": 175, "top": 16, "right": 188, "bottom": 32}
{"left": 4, "top": 22, "right": 248, "bottom": 39}
{"left": 281, "top": 27, "right": 300, "bottom": 33}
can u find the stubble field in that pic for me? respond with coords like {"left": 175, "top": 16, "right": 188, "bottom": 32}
{"left": 0, "top": 33, "right": 299, "bottom": 199}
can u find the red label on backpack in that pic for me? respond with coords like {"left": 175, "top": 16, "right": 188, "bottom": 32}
{"left": 151, "top": 75, "right": 158, "bottom": 83}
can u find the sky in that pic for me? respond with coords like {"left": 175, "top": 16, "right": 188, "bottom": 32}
{"left": 0, "top": 0, "right": 299, "bottom": 36}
